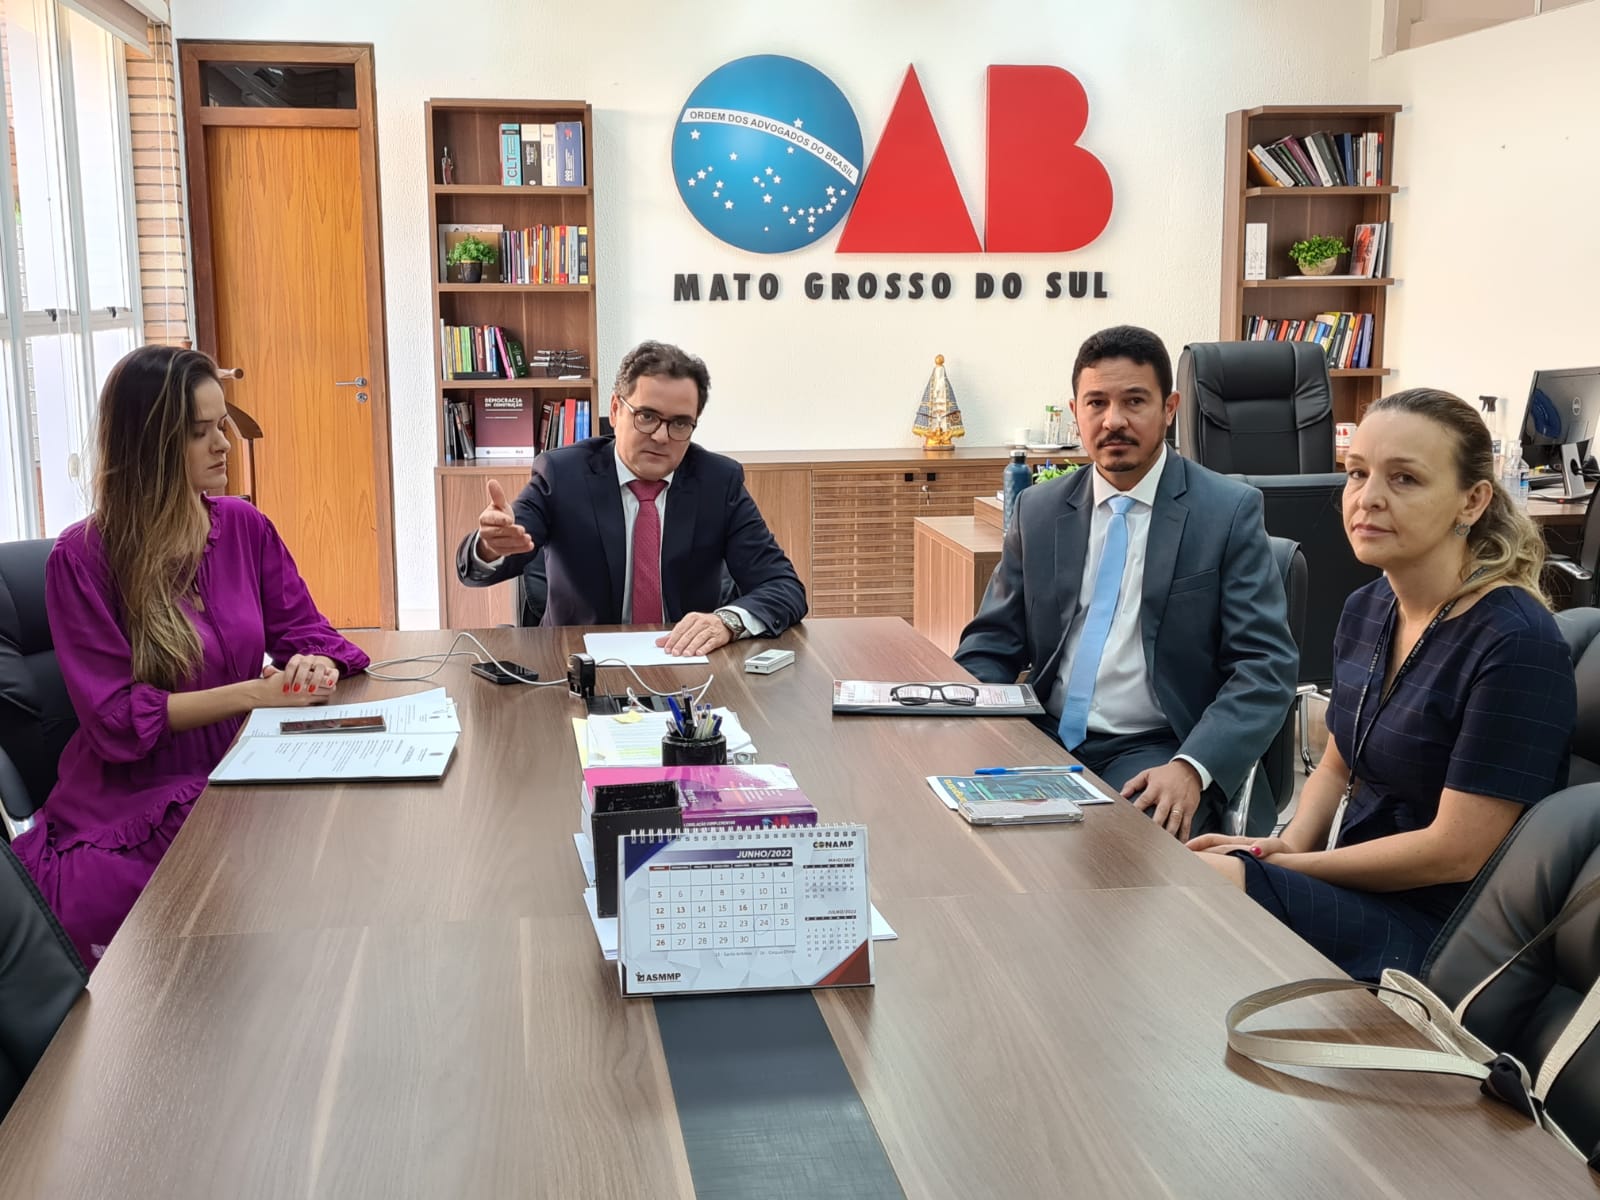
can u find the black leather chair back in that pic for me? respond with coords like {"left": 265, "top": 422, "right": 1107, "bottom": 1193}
{"left": 1241, "top": 474, "right": 1381, "bottom": 688}
{"left": 1176, "top": 341, "right": 1335, "bottom": 475}
{"left": 1555, "top": 608, "right": 1600, "bottom": 785}
{"left": 0, "top": 539, "right": 76, "bottom": 824}
{"left": 1423, "top": 785, "right": 1600, "bottom": 1160}
{"left": 1261, "top": 536, "right": 1307, "bottom": 817}
{"left": 0, "top": 839, "right": 87, "bottom": 1117}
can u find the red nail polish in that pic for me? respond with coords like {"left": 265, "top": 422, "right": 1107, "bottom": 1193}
{"left": 282, "top": 685, "right": 289, "bottom": 693}
{"left": 1250, "top": 845, "right": 1263, "bottom": 857}
{"left": 293, "top": 685, "right": 301, "bottom": 693}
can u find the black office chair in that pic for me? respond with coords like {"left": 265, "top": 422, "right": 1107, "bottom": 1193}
{"left": 0, "top": 539, "right": 76, "bottom": 841}
{"left": 1174, "top": 341, "right": 1335, "bottom": 475}
{"left": 1227, "top": 535, "right": 1307, "bottom": 836}
{"left": 0, "top": 838, "right": 88, "bottom": 1119}
{"left": 1420, "top": 784, "right": 1600, "bottom": 1161}
{"left": 1238, "top": 474, "right": 1383, "bottom": 774}
{"left": 1554, "top": 607, "right": 1600, "bottom": 786}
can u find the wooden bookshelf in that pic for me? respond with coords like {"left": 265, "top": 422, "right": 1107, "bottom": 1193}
{"left": 426, "top": 97, "right": 599, "bottom": 626}
{"left": 1220, "top": 105, "right": 1400, "bottom": 425}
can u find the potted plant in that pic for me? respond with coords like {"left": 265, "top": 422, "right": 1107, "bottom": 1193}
{"left": 1033, "top": 461, "right": 1080, "bottom": 484}
{"left": 447, "top": 234, "right": 498, "bottom": 283}
{"left": 1288, "top": 235, "right": 1347, "bottom": 277}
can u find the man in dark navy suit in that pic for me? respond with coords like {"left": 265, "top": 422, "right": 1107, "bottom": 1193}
{"left": 455, "top": 340, "right": 806, "bottom": 655}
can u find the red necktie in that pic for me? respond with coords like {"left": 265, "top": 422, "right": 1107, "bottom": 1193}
{"left": 627, "top": 478, "right": 667, "bottom": 623}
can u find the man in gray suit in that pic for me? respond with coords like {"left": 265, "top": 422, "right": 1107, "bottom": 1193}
{"left": 955, "top": 326, "right": 1297, "bottom": 839}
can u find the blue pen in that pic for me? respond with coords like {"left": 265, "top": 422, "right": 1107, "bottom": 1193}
{"left": 666, "top": 696, "right": 685, "bottom": 734}
{"left": 973, "top": 765, "right": 1084, "bottom": 775}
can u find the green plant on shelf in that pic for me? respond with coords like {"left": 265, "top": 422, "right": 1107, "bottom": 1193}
{"left": 1288, "top": 234, "right": 1347, "bottom": 273}
{"left": 1033, "top": 461, "right": 1080, "bottom": 485}
{"left": 446, "top": 235, "right": 498, "bottom": 266}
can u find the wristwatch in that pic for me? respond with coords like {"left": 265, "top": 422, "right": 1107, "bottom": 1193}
{"left": 714, "top": 607, "right": 747, "bottom": 640}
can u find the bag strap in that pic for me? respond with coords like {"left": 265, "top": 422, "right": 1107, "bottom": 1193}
{"left": 1226, "top": 975, "right": 1495, "bottom": 1079}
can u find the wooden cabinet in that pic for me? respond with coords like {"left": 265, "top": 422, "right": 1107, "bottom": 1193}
{"left": 736, "top": 448, "right": 1082, "bottom": 622}
{"left": 432, "top": 446, "right": 1084, "bottom": 628}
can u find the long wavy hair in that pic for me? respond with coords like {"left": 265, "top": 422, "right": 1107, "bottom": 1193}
{"left": 92, "top": 345, "right": 224, "bottom": 688}
{"left": 1366, "top": 387, "right": 1547, "bottom": 606}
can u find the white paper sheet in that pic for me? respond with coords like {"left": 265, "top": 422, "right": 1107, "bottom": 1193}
{"left": 583, "top": 708, "right": 756, "bottom": 766}
{"left": 209, "top": 731, "right": 459, "bottom": 783}
{"left": 240, "top": 687, "right": 460, "bottom": 737}
{"left": 582, "top": 631, "right": 708, "bottom": 667}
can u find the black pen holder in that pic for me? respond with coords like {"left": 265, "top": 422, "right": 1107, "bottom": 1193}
{"left": 661, "top": 732, "right": 726, "bottom": 766}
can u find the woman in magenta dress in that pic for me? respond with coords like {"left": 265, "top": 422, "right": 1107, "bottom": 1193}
{"left": 12, "top": 345, "right": 369, "bottom": 966}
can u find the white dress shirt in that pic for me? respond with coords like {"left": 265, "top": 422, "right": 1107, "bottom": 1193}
{"left": 1052, "top": 447, "right": 1211, "bottom": 788}
{"left": 471, "top": 449, "right": 761, "bottom": 632}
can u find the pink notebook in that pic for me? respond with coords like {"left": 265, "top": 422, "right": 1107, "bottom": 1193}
{"left": 581, "top": 764, "right": 818, "bottom": 828}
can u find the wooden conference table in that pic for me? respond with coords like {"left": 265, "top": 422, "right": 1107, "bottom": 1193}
{"left": 0, "top": 619, "right": 1591, "bottom": 1198}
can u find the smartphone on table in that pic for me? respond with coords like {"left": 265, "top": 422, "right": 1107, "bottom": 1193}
{"left": 470, "top": 660, "right": 541, "bottom": 685}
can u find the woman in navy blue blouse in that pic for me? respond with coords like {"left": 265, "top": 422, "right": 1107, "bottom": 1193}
{"left": 1189, "top": 388, "right": 1575, "bottom": 982}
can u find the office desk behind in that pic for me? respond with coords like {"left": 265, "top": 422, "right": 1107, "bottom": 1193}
{"left": 0, "top": 619, "right": 1589, "bottom": 1199}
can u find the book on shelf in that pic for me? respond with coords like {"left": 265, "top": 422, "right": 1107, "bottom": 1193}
{"left": 499, "top": 123, "right": 522, "bottom": 187}
{"left": 438, "top": 222, "right": 504, "bottom": 283}
{"left": 1349, "top": 221, "right": 1392, "bottom": 278}
{"left": 556, "top": 120, "right": 585, "bottom": 186}
{"left": 472, "top": 393, "right": 538, "bottom": 457}
{"left": 536, "top": 397, "right": 592, "bottom": 451}
{"left": 541, "top": 123, "right": 558, "bottom": 188}
{"left": 1243, "top": 223, "right": 1268, "bottom": 281}
{"left": 440, "top": 322, "right": 530, "bottom": 380}
{"left": 1243, "top": 311, "right": 1375, "bottom": 369}
{"left": 497, "top": 224, "right": 590, "bottom": 285}
{"left": 444, "top": 399, "right": 476, "bottom": 460}
{"left": 1251, "top": 131, "right": 1384, "bottom": 188}
{"left": 519, "top": 122, "right": 545, "bottom": 185}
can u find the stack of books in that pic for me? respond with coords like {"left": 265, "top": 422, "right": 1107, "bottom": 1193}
{"left": 499, "top": 225, "right": 590, "bottom": 285}
{"left": 1248, "top": 131, "right": 1385, "bottom": 187}
{"left": 440, "top": 323, "right": 529, "bottom": 380}
{"left": 499, "top": 119, "right": 585, "bottom": 187}
{"left": 1242, "top": 311, "right": 1376, "bottom": 370}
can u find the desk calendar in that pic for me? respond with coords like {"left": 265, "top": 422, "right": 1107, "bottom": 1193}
{"left": 618, "top": 824, "right": 872, "bottom": 996}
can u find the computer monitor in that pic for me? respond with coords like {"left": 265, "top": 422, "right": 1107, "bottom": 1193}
{"left": 1520, "top": 366, "right": 1600, "bottom": 500}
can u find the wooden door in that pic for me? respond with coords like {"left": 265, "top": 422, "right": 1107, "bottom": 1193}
{"left": 181, "top": 44, "right": 394, "bottom": 629}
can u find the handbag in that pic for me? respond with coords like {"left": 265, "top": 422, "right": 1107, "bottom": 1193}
{"left": 1227, "top": 875, "right": 1600, "bottom": 1171}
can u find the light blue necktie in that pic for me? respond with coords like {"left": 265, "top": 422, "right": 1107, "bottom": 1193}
{"left": 1058, "top": 494, "right": 1135, "bottom": 750}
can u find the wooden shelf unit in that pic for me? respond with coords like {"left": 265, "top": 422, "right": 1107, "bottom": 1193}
{"left": 427, "top": 97, "right": 599, "bottom": 626}
{"left": 1220, "top": 105, "right": 1400, "bottom": 424}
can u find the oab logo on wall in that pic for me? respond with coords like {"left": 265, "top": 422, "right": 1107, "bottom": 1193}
{"left": 671, "top": 55, "right": 864, "bottom": 254}
{"left": 671, "top": 55, "right": 1116, "bottom": 301}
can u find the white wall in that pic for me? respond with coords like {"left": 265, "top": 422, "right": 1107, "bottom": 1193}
{"left": 1369, "top": 2, "right": 1600, "bottom": 451}
{"left": 169, "top": 0, "right": 1371, "bottom": 628}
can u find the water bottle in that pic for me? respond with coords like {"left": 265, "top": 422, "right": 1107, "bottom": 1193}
{"left": 1003, "top": 449, "right": 1031, "bottom": 535}
{"left": 1502, "top": 456, "right": 1529, "bottom": 510}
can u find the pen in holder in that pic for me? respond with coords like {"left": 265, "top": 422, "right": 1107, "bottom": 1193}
{"left": 662, "top": 732, "right": 727, "bottom": 766}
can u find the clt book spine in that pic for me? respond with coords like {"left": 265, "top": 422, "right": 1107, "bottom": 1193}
{"left": 500, "top": 123, "right": 522, "bottom": 186}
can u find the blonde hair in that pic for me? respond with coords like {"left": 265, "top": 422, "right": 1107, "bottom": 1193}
{"left": 1366, "top": 387, "right": 1547, "bottom": 606}
{"left": 91, "top": 345, "right": 223, "bottom": 688}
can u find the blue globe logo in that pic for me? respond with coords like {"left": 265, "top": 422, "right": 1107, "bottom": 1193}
{"left": 673, "top": 55, "right": 863, "bottom": 254}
